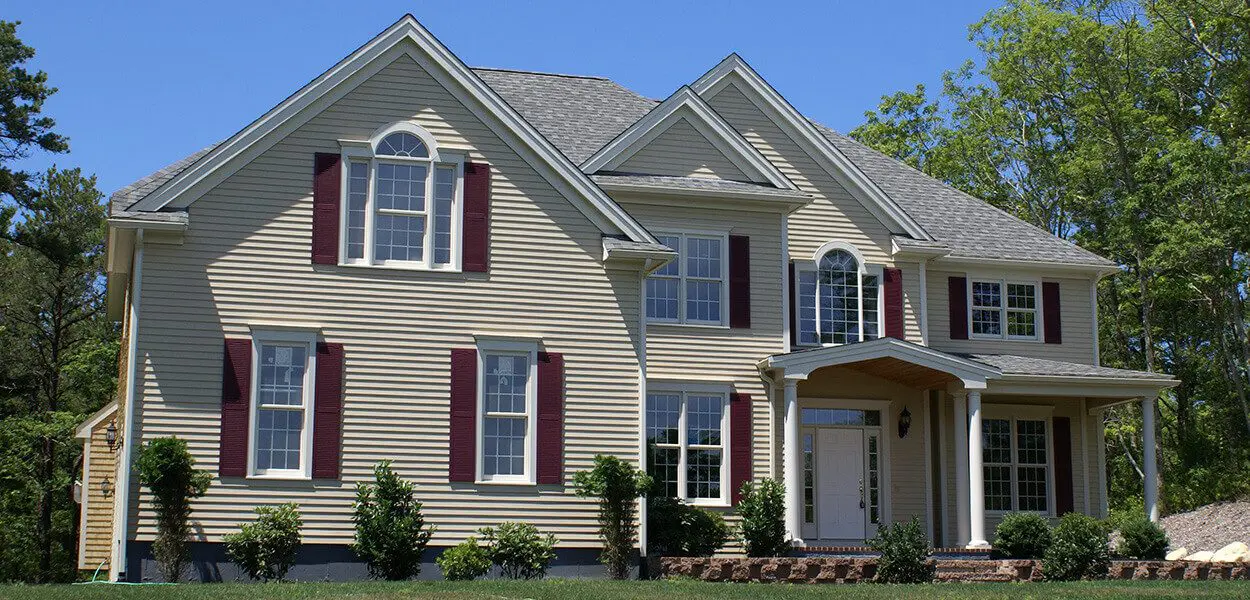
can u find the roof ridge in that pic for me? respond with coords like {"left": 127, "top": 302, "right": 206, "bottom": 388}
{"left": 471, "top": 66, "right": 611, "bottom": 81}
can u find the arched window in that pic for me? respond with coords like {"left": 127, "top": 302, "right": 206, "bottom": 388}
{"left": 795, "top": 243, "right": 882, "bottom": 346}
{"left": 341, "top": 122, "right": 462, "bottom": 269}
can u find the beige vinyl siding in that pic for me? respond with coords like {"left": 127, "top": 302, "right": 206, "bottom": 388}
{"left": 927, "top": 270, "right": 1097, "bottom": 364}
{"left": 615, "top": 118, "right": 749, "bottom": 181}
{"left": 80, "top": 416, "right": 118, "bottom": 570}
{"left": 129, "top": 54, "right": 642, "bottom": 547}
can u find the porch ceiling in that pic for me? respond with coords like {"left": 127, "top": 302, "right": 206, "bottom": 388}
{"left": 840, "top": 357, "right": 961, "bottom": 389}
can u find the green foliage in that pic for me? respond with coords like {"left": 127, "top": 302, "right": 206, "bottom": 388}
{"left": 224, "top": 503, "right": 303, "bottom": 582}
{"left": 0, "top": 20, "right": 68, "bottom": 205}
{"left": 1042, "top": 513, "right": 1111, "bottom": 581}
{"left": 867, "top": 517, "right": 934, "bottom": 584}
{"left": 436, "top": 537, "right": 492, "bottom": 581}
{"left": 736, "top": 478, "right": 789, "bottom": 558}
{"left": 351, "top": 461, "right": 433, "bottom": 580}
{"left": 478, "top": 522, "right": 557, "bottom": 580}
{"left": 993, "top": 512, "right": 1053, "bottom": 559}
{"left": 646, "top": 495, "right": 728, "bottom": 557}
{"left": 572, "top": 454, "right": 651, "bottom": 579}
{"left": 1114, "top": 515, "right": 1169, "bottom": 560}
{"left": 134, "top": 437, "right": 212, "bottom": 582}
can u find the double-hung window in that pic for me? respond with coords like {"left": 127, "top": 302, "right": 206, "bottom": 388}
{"left": 645, "top": 233, "right": 727, "bottom": 326}
{"left": 341, "top": 123, "right": 463, "bottom": 270}
{"left": 477, "top": 340, "right": 538, "bottom": 483}
{"left": 795, "top": 245, "right": 883, "bottom": 346}
{"left": 249, "top": 331, "right": 316, "bottom": 478}
{"left": 970, "top": 279, "right": 1039, "bottom": 340}
{"left": 645, "top": 386, "right": 729, "bottom": 505}
{"left": 983, "top": 417, "right": 1051, "bottom": 513}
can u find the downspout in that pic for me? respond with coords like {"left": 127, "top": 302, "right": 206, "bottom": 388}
{"left": 637, "top": 261, "right": 649, "bottom": 565}
{"left": 112, "top": 229, "right": 143, "bottom": 581}
{"left": 918, "top": 258, "right": 930, "bottom": 346}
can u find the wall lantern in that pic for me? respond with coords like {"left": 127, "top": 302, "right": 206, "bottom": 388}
{"left": 105, "top": 420, "right": 117, "bottom": 451}
{"left": 101, "top": 476, "right": 113, "bottom": 498}
{"left": 898, "top": 407, "right": 912, "bottom": 439}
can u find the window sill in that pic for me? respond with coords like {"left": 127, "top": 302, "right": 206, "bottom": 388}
{"left": 648, "top": 321, "right": 729, "bottom": 330}
{"left": 246, "top": 473, "right": 312, "bottom": 481}
{"left": 687, "top": 499, "right": 731, "bottom": 509}
{"left": 969, "top": 334, "right": 1041, "bottom": 343}
{"left": 335, "top": 261, "right": 463, "bottom": 274}
{"left": 474, "top": 478, "right": 537, "bottom": 487}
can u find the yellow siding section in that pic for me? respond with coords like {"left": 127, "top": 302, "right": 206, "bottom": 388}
{"left": 616, "top": 118, "right": 748, "bottom": 181}
{"left": 130, "top": 54, "right": 642, "bottom": 547}
{"left": 81, "top": 416, "right": 118, "bottom": 570}
{"left": 927, "top": 270, "right": 1097, "bottom": 364}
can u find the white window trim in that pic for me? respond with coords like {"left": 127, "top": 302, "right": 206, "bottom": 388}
{"left": 475, "top": 338, "right": 539, "bottom": 485}
{"left": 646, "top": 382, "right": 731, "bottom": 507}
{"left": 337, "top": 122, "right": 465, "bottom": 272}
{"left": 793, "top": 242, "right": 885, "bottom": 347}
{"left": 246, "top": 329, "right": 317, "bottom": 480}
{"left": 646, "top": 231, "right": 730, "bottom": 328}
{"left": 981, "top": 411, "right": 1055, "bottom": 516}
{"left": 967, "top": 276, "right": 1043, "bottom": 342}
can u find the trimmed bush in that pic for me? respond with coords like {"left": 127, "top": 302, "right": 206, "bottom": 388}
{"left": 993, "top": 512, "right": 1053, "bottom": 558}
{"left": 1115, "top": 515, "right": 1169, "bottom": 560}
{"left": 352, "top": 461, "right": 434, "bottom": 580}
{"left": 134, "top": 436, "right": 212, "bottom": 582}
{"left": 572, "top": 454, "right": 651, "bottom": 579}
{"left": 436, "top": 537, "right": 492, "bottom": 581}
{"left": 867, "top": 516, "right": 934, "bottom": 584}
{"left": 480, "top": 522, "right": 558, "bottom": 580}
{"left": 736, "top": 478, "right": 789, "bottom": 557}
{"left": 646, "top": 495, "right": 728, "bottom": 557}
{"left": 224, "top": 503, "right": 303, "bottom": 582}
{"left": 1042, "top": 513, "right": 1110, "bottom": 581}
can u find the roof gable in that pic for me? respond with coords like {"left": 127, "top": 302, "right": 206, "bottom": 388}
{"left": 125, "top": 15, "right": 655, "bottom": 244}
{"left": 691, "top": 54, "right": 931, "bottom": 241}
{"left": 582, "top": 87, "right": 795, "bottom": 189}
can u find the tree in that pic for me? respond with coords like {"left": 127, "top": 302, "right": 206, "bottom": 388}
{"left": 0, "top": 21, "right": 68, "bottom": 206}
{"left": 134, "top": 437, "right": 212, "bottom": 582}
{"left": 572, "top": 454, "right": 651, "bottom": 579}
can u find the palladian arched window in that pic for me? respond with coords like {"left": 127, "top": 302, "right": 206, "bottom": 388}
{"left": 795, "top": 243, "right": 883, "bottom": 346}
{"left": 341, "top": 122, "right": 463, "bottom": 270}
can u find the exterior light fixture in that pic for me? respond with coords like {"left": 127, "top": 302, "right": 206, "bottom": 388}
{"left": 105, "top": 420, "right": 117, "bottom": 451}
{"left": 101, "top": 476, "right": 113, "bottom": 498}
{"left": 898, "top": 407, "right": 912, "bottom": 439}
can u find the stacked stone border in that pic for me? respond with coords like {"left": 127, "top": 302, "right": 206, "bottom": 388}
{"left": 660, "top": 557, "right": 1250, "bottom": 583}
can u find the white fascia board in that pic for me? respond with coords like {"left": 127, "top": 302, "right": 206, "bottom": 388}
{"left": 691, "top": 54, "right": 932, "bottom": 241}
{"left": 595, "top": 180, "right": 810, "bottom": 209}
{"left": 75, "top": 401, "right": 119, "bottom": 439}
{"left": 582, "top": 86, "right": 796, "bottom": 190}
{"left": 934, "top": 255, "right": 1119, "bottom": 278}
{"left": 767, "top": 337, "right": 1001, "bottom": 386}
{"left": 129, "top": 15, "right": 656, "bottom": 245}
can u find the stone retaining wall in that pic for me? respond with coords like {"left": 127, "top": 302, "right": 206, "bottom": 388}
{"left": 660, "top": 557, "right": 1250, "bottom": 583}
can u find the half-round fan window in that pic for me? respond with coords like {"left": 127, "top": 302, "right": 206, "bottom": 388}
{"left": 375, "top": 132, "right": 429, "bottom": 158}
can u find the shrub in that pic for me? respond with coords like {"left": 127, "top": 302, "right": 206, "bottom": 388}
{"left": 352, "top": 461, "right": 434, "bottom": 580}
{"left": 646, "top": 495, "right": 728, "bottom": 557}
{"left": 867, "top": 517, "right": 933, "bottom": 584}
{"left": 736, "top": 478, "right": 789, "bottom": 557}
{"left": 572, "top": 454, "right": 651, "bottom": 579}
{"left": 1115, "top": 515, "right": 1169, "bottom": 560}
{"left": 1042, "top": 513, "right": 1110, "bottom": 581}
{"left": 134, "top": 436, "right": 212, "bottom": 582}
{"left": 479, "top": 522, "right": 558, "bottom": 580}
{"left": 224, "top": 503, "right": 302, "bottom": 582}
{"left": 436, "top": 537, "right": 492, "bottom": 581}
{"left": 993, "top": 512, "right": 1053, "bottom": 558}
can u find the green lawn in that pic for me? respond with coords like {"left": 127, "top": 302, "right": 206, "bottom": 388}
{"left": 1, "top": 580, "right": 1248, "bottom": 600}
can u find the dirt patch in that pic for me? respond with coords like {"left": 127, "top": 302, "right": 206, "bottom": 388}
{"left": 1161, "top": 501, "right": 1250, "bottom": 553}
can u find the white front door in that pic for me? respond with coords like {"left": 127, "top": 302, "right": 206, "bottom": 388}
{"left": 817, "top": 428, "right": 866, "bottom": 540}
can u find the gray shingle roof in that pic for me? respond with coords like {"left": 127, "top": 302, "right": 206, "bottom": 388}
{"left": 108, "top": 66, "right": 1114, "bottom": 268}
{"left": 591, "top": 173, "right": 812, "bottom": 200}
{"left": 964, "top": 354, "right": 1171, "bottom": 380}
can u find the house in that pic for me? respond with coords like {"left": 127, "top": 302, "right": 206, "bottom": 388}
{"left": 79, "top": 14, "right": 1176, "bottom": 581}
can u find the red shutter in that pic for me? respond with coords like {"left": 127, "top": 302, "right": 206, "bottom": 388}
{"left": 884, "top": 267, "right": 904, "bottom": 339}
{"left": 536, "top": 352, "right": 564, "bottom": 485}
{"left": 313, "top": 342, "right": 344, "bottom": 479}
{"left": 948, "top": 276, "right": 969, "bottom": 340}
{"left": 463, "top": 162, "right": 491, "bottom": 272}
{"left": 312, "top": 153, "right": 341, "bottom": 265}
{"left": 1043, "top": 282, "right": 1062, "bottom": 344}
{"left": 730, "top": 393, "right": 752, "bottom": 505}
{"left": 448, "top": 349, "right": 478, "bottom": 482}
{"left": 1053, "top": 417, "right": 1074, "bottom": 515}
{"left": 729, "top": 235, "right": 751, "bottom": 329}
{"left": 788, "top": 262, "right": 798, "bottom": 350}
{"left": 219, "top": 339, "right": 252, "bottom": 477}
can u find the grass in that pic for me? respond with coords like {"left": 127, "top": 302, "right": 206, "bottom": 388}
{"left": 1, "top": 579, "right": 1248, "bottom": 600}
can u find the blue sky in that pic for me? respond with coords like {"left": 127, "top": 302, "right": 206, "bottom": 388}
{"left": 8, "top": 1, "right": 1000, "bottom": 196}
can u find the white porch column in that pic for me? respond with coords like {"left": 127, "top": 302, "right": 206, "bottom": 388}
{"left": 782, "top": 377, "right": 802, "bottom": 544}
{"left": 952, "top": 391, "right": 970, "bottom": 547}
{"left": 1142, "top": 395, "right": 1159, "bottom": 522}
{"left": 967, "top": 389, "right": 989, "bottom": 548}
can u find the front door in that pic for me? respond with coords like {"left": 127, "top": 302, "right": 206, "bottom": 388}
{"left": 817, "top": 428, "right": 866, "bottom": 540}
